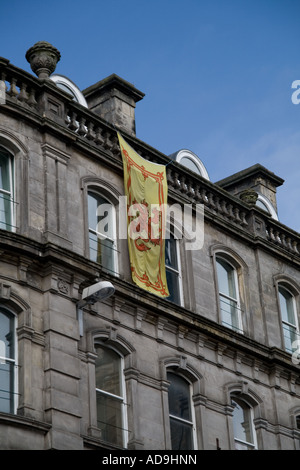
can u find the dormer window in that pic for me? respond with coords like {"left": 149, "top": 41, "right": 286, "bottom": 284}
{"left": 50, "top": 74, "right": 88, "bottom": 107}
{"left": 169, "top": 150, "right": 209, "bottom": 180}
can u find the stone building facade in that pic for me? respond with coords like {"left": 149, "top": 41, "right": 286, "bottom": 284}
{"left": 0, "top": 41, "right": 299, "bottom": 450}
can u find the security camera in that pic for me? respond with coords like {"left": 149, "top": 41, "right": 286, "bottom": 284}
{"left": 77, "top": 281, "right": 115, "bottom": 308}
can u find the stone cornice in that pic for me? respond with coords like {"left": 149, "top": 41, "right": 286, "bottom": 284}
{"left": 0, "top": 229, "right": 299, "bottom": 377}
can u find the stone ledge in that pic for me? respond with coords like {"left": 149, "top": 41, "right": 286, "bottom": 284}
{"left": 0, "top": 411, "right": 51, "bottom": 433}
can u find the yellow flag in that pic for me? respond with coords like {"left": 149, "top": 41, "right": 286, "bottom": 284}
{"left": 118, "top": 133, "right": 169, "bottom": 298}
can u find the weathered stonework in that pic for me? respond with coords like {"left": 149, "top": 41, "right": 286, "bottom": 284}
{"left": 25, "top": 41, "right": 61, "bottom": 79}
{"left": 0, "top": 43, "right": 299, "bottom": 450}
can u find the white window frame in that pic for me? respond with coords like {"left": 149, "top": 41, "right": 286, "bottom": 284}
{"left": 167, "top": 371, "right": 198, "bottom": 450}
{"left": 174, "top": 150, "right": 210, "bottom": 180}
{"left": 278, "top": 284, "right": 300, "bottom": 353}
{"left": 231, "top": 396, "right": 258, "bottom": 450}
{"left": 256, "top": 193, "right": 278, "bottom": 220}
{"left": 0, "top": 149, "right": 14, "bottom": 232}
{"left": 94, "top": 343, "right": 128, "bottom": 448}
{"left": 50, "top": 74, "right": 88, "bottom": 107}
{"left": 88, "top": 191, "right": 118, "bottom": 276}
{"left": 216, "top": 256, "right": 243, "bottom": 333}
{"left": 0, "top": 308, "right": 18, "bottom": 414}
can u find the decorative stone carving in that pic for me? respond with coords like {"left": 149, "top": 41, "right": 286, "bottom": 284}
{"left": 0, "top": 283, "right": 11, "bottom": 300}
{"left": 57, "top": 279, "right": 69, "bottom": 295}
{"left": 25, "top": 41, "right": 61, "bottom": 79}
{"left": 239, "top": 189, "right": 258, "bottom": 206}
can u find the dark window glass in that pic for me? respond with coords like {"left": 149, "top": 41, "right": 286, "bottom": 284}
{"left": 0, "top": 150, "right": 13, "bottom": 231}
{"left": 167, "top": 372, "right": 194, "bottom": 450}
{"left": 95, "top": 345, "right": 125, "bottom": 447}
{"left": 232, "top": 397, "right": 255, "bottom": 450}
{"left": 88, "top": 192, "right": 116, "bottom": 274}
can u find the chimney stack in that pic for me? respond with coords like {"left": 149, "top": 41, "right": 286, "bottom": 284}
{"left": 83, "top": 74, "right": 144, "bottom": 136}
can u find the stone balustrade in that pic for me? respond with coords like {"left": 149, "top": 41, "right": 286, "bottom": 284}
{"left": 64, "top": 105, "right": 120, "bottom": 155}
{"left": 0, "top": 58, "right": 38, "bottom": 108}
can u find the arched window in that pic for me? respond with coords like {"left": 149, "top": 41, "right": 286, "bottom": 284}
{"left": 231, "top": 396, "right": 257, "bottom": 450}
{"left": 216, "top": 257, "right": 242, "bottom": 333}
{"left": 278, "top": 284, "right": 299, "bottom": 353}
{"left": 0, "top": 307, "right": 16, "bottom": 414}
{"left": 88, "top": 191, "right": 118, "bottom": 275}
{"left": 167, "top": 371, "right": 196, "bottom": 450}
{"left": 170, "top": 150, "right": 210, "bottom": 180}
{"left": 165, "top": 233, "right": 182, "bottom": 305}
{"left": 0, "top": 148, "right": 14, "bottom": 231}
{"left": 94, "top": 344, "right": 127, "bottom": 448}
{"left": 50, "top": 74, "right": 88, "bottom": 107}
{"left": 256, "top": 194, "right": 278, "bottom": 220}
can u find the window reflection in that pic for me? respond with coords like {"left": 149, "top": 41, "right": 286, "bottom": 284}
{"left": 95, "top": 345, "right": 126, "bottom": 447}
{"left": 216, "top": 257, "right": 242, "bottom": 332}
{"left": 179, "top": 156, "right": 201, "bottom": 175}
{"left": 232, "top": 397, "right": 256, "bottom": 450}
{"left": 278, "top": 285, "right": 299, "bottom": 353}
{"left": 165, "top": 235, "right": 181, "bottom": 305}
{"left": 0, "top": 150, "right": 13, "bottom": 231}
{"left": 0, "top": 308, "right": 15, "bottom": 413}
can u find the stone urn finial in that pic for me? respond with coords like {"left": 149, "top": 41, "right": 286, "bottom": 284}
{"left": 239, "top": 189, "right": 258, "bottom": 206}
{"left": 25, "top": 41, "right": 61, "bottom": 79}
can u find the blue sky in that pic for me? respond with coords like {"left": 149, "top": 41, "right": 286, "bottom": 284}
{"left": 1, "top": 0, "right": 300, "bottom": 232}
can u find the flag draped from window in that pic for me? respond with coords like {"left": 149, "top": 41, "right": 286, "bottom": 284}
{"left": 118, "top": 132, "right": 169, "bottom": 298}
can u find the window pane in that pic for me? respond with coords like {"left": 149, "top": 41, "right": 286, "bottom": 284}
{"left": 282, "top": 324, "right": 297, "bottom": 353}
{"left": 96, "top": 392, "right": 123, "bottom": 447}
{"left": 0, "top": 361, "right": 14, "bottom": 413}
{"left": 165, "top": 236, "right": 178, "bottom": 269}
{"left": 88, "top": 192, "right": 115, "bottom": 272}
{"left": 167, "top": 372, "right": 194, "bottom": 450}
{"left": 56, "top": 82, "right": 78, "bottom": 102}
{"left": 95, "top": 346, "right": 121, "bottom": 396}
{"left": 180, "top": 157, "right": 200, "bottom": 175}
{"left": 89, "top": 232, "right": 115, "bottom": 272}
{"left": 170, "top": 416, "right": 194, "bottom": 450}
{"left": 234, "top": 440, "right": 254, "bottom": 450}
{"left": 216, "top": 258, "right": 237, "bottom": 299}
{"left": 256, "top": 199, "right": 270, "bottom": 213}
{"left": 165, "top": 235, "right": 180, "bottom": 304}
{"left": 0, "top": 153, "right": 10, "bottom": 192}
{"left": 220, "top": 295, "right": 240, "bottom": 331}
{"left": 88, "top": 193, "right": 114, "bottom": 238}
{"left": 232, "top": 398, "right": 253, "bottom": 445}
{"left": 167, "top": 372, "right": 191, "bottom": 421}
{"left": 0, "top": 310, "right": 14, "bottom": 413}
{"left": 0, "top": 194, "right": 11, "bottom": 230}
{"left": 166, "top": 268, "right": 180, "bottom": 304}
{"left": 0, "top": 310, "right": 14, "bottom": 360}
{"left": 279, "top": 287, "right": 296, "bottom": 325}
